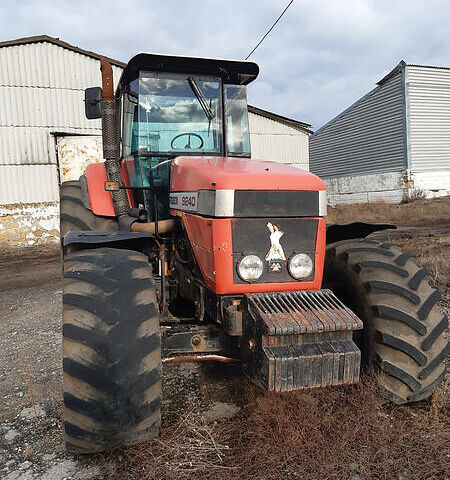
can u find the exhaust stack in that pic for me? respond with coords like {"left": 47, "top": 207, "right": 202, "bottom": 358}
{"left": 100, "top": 58, "right": 129, "bottom": 217}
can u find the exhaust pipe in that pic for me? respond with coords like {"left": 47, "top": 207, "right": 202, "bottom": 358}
{"left": 100, "top": 58, "right": 129, "bottom": 217}
{"left": 130, "top": 219, "right": 174, "bottom": 234}
{"left": 99, "top": 58, "right": 174, "bottom": 235}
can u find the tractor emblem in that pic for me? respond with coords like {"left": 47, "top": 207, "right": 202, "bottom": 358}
{"left": 265, "top": 222, "right": 286, "bottom": 261}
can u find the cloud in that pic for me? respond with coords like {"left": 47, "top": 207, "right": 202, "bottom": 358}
{"left": 1, "top": 0, "right": 449, "bottom": 129}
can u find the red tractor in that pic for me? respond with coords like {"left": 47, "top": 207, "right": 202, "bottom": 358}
{"left": 60, "top": 54, "right": 447, "bottom": 453}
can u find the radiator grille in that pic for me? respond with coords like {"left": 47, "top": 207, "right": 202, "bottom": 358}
{"left": 247, "top": 289, "right": 363, "bottom": 335}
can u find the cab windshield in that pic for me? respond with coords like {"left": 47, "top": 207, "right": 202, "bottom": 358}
{"left": 136, "top": 72, "right": 223, "bottom": 155}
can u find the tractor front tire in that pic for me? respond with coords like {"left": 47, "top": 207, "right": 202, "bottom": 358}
{"left": 324, "top": 238, "right": 448, "bottom": 404}
{"left": 60, "top": 178, "right": 117, "bottom": 236}
{"left": 62, "top": 247, "right": 161, "bottom": 453}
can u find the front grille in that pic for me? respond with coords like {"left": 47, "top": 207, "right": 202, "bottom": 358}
{"left": 232, "top": 217, "right": 318, "bottom": 284}
{"left": 247, "top": 289, "right": 363, "bottom": 334}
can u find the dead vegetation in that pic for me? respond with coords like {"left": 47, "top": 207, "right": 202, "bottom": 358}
{"left": 329, "top": 195, "right": 450, "bottom": 313}
{"left": 95, "top": 373, "right": 449, "bottom": 480}
{"left": 327, "top": 195, "right": 449, "bottom": 227}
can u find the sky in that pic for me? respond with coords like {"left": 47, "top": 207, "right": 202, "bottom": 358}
{"left": 1, "top": 0, "right": 449, "bottom": 129}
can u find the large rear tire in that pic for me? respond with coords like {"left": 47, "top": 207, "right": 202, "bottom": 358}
{"left": 324, "top": 238, "right": 448, "bottom": 404}
{"left": 60, "top": 178, "right": 117, "bottom": 236}
{"left": 63, "top": 247, "right": 161, "bottom": 453}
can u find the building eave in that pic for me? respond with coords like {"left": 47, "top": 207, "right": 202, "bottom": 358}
{"left": 247, "top": 105, "right": 313, "bottom": 134}
{"left": 0, "top": 35, "right": 126, "bottom": 68}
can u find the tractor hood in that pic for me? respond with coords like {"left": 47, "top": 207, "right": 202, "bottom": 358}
{"left": 169, "top": 157, "right": 327, "bottom": 218}
{"left": 170, "top": 156, "right": 325, "bottom": 191}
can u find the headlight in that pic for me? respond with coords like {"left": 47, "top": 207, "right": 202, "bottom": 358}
{"left": 238, "top": 255, "right": 264, "bottom": 282}
{"left": 288, "top": 253, "right": 313, "bottom": 279}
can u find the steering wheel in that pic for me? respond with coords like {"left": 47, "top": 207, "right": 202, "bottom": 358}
{"left": 170, "top": 133, "right": 204, "bottom": 150}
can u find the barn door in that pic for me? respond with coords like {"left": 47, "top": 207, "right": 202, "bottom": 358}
{"left": 56, "top": 136, "right": 103, "bottom": 183}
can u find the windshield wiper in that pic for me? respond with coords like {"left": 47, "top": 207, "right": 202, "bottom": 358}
{"left": 187, "top": 77, "right": 215, "bottom": 122}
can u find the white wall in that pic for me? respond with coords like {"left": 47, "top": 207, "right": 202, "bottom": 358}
{"left": 406, "top": 65, "right": 450, "bottom": 196}
{"left": 249, "top": 112, "right": 309, "bottom": 170}
{"left": 324, "top": 171, "right": 405, "bottom": 205}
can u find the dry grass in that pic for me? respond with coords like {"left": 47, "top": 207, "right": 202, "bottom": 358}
{"left": 327, "top": 196, "right": 450, "bottom": 226}
{"left": 95, "top": 374, "right": 449, "bottom": 480}
{"left": 383, "top": 232, "right": 450, "bottom": 316}
{"left": 328, "top": 195, "right": 450, "bottom": 313}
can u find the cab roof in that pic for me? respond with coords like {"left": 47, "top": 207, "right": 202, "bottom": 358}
{"left": 118, "top": 52, "right": 259, "bottom": 88}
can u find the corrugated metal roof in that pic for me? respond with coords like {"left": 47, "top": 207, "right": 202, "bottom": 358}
{"left": 0, "top": 42, "right": 123, "bottom": 89}
{"left": 377, "top": 60, "right": 450, "bottom": 86}
{"left": 0, "top": 35, "right": 126, "bottom": 68}
{"left": 247, "top": 105, "right": 312, "bottom": 133}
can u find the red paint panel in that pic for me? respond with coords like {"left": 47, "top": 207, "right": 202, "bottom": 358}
{"left": 182, "top": 214, "right": 216, "bottom": 290}
{"left": 182, "top": 212, "right": 326, "bottom": 295}
{"left": 170, "top": 156, "right": 325, "bottom": 192}
{"left": 85, "top": 163, "right": 115, "bottom": 217}
{"left": 85, "top": 162, "right": 133, "bottom": 216}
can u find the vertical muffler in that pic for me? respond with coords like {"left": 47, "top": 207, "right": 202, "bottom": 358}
{"left": 99, "top": 58, "right": 129, "bottom": 217}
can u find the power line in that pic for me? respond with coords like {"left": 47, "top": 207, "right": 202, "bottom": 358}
{"left": 245, "top": 0, "right": 294, "bottom": 60}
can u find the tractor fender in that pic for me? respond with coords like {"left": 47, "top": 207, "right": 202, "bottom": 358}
{"left": 62, "top": 230, "right": 154, "bottom": 252}
{"left": 84, "top": 162, "right": 116, "bottom": 217}
{"left": 326, "top": 222, "right": 396, "bottom": 244}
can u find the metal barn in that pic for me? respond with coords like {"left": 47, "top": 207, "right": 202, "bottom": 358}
{"left": 0, "top": 35, "right": 311, "bottom": 244}
{"left": 310, "top": 61, "right": 450, "bottom": 204}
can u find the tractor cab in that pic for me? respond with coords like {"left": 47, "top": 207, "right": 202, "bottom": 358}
{"left": 115, "top": 53, "right": 259, "bottom": 217}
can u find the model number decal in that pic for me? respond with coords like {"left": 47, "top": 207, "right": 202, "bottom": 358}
{"left": 169, "top": 192, "right": 198, "bottom": 212}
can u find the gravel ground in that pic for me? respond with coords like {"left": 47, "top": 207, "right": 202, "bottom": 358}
{"left": 0, "top": 244, "right": 244, "bottom": 479}
{"left": 0, "top": 220, "right": 448, "bottom": 479}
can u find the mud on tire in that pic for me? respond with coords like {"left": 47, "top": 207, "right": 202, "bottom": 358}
{"left": 324, "top": 238, "right": 448, "bottom": 404}
{"left": 60, "top": 178, "right": 117, "bottom": 236}
{"left": 63, "top": 248, "right": 161, "bottom": 453}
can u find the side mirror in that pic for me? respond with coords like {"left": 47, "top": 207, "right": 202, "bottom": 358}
{"left": 84, "top": 87, "right": 103, "bottom": 119}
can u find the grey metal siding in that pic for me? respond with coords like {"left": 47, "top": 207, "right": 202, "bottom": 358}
{"left": 0, "top": 165, "right": 59, "bottom": 203}
{"left": 249, "top": 112, "right": 309, "bottom": 170}
{"left": 0, "top": 41, "right": 123, "bottom": 203}
{"left": 0, "top": 41, "right": 123, "bottom": 168}
{"left": 407, "top": 65, "right": 450, "bottom": 172}
{"left": 310, "top": 71, "right": 406, "bottom": 177}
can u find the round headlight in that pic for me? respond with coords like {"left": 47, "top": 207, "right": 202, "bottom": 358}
{"left": 288, "top": 253, "right": 313, "bottom": 279}
{"left": 238, "top": 255, "right": 264, "bottom": 282}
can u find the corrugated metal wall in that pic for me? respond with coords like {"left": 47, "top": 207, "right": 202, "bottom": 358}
{"left": 310, "top": 70, "right": 406, "bottom": 177}
{"left": 249, "top": 113, "right": 309, "bottom": 170}
{"left": 407, "top": 65, "right": 450, "bottom": 172}
{"left": 0, "top": 165, "right": 59, "bottom": 203}
{"left": 0, "top": 41, "right": 122, "bottom": 203}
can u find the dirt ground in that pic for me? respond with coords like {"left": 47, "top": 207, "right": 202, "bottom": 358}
{"left": 0, "top": 198, "right": 449, "bottom": 480}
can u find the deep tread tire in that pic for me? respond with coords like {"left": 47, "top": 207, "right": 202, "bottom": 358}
{"left": 63, "top": 248, "right": 161, "bottom": 453}
{"left": 60, "top": 177, "right": 117, "bottom": 236}
{"left": 324, "top": 238, "right": 448, "bottom": 404}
